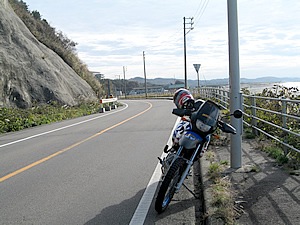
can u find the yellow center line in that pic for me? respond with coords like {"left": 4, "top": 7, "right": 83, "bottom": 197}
{"left": 0, "top": 102, "right": 152, "bottom": 183}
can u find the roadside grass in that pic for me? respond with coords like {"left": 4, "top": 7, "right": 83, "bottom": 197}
{"left": 263, "top": 145, "right": 289, "bottom": 165}
{"left": 252, "top": 134, "right": 299, "bottom": 172}
{"left": 205, "top": 151, "right": 237, "bottom": 225}
{"left": 205, "top": 134, "right": 299, "bottom": 224}
{"left": 245, "top": 130, "right": 299, "bottom": 172}
{"left": 259, "top": 141, "right": 299, "bottom": 173}
{"left": 0, "top": 101, "right": 120, "bottom": 134}
{"left": 243, "top": 128, "right": 256, "bottom": 139}
{"left": 210, "top": 176, "right": 235, "bottom": 225}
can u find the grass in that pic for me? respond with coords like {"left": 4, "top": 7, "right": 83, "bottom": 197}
{"left": 210, "top": 177, "right": 235, "bottom": 225}
{"left": 207, "top": 162, "right": 223, "bottom": 180}
{"left": 243, "top": 128, "right": 256, "bottom": 139}
{"left": 257, "top": 139, "right": 291, "bottom": 166}
{"left": 205, "top": 152, "right": 237, "bottom": 225}
{"left": 253, "top": 134, "right": 299, "bottom": 169}
{"left": 250, "top": 164, "right": 261, "bottom": 173}
{"left": 0, "top": 101, "right": 116, "bottom": 134}
{"left": 263, "top": 145, "right": 289, "bottom": 165}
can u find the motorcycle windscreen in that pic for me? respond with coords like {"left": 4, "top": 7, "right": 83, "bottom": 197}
{"left": 179, "top": 131, "right": 203, "bottom": 149}
{"left": 195, "top": 100, "right": 220, "bottom": 128}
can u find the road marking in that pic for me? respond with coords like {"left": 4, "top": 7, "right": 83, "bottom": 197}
{"left": 0, "top": 104, "right": 129, "bottom": 148}
{"left": 129, "top": 117, "right": 181, "bottom": 225}
{"left": 0, "top": 102, "right": 152, "bottom": 183}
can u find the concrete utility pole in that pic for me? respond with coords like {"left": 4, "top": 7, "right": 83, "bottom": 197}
{"left": 143, "top": 51, "right": 147, "bottom": 98}
{"left": 183, "top": 17, "right": 194, "bottom": 89}
{"left": 123, "top": 66, "right": 127, "bottom": 99}
{"left": 227, "top": 0, "right": 242, "bottom": 168}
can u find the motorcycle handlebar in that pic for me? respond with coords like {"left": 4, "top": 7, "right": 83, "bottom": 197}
{"left": 172, "top": 108, "right": 192, "bottom": 117}
{"left": 218, "top": 120, "right": 236, "bottom": 134}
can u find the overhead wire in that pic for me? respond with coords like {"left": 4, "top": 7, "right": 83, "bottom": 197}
{"left": 193, "top": 0, "right": 210, "bottom": 27}
{"left": 141, "top": 0, "right": 211, "bottom": 80}
{"left": 145, "top": 0, "right": 210, "bottom": 54}
{"left": 144, "top": 1, "right": 207, "bottom": 54}
{"left": 191, "top": 0, "right": 210, "bottom": 86}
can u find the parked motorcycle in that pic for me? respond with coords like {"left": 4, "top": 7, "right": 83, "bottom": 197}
{"left": 155, "top": 99, "right": 242, "bottom": 213}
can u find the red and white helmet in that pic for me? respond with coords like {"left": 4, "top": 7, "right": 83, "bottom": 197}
{"left": 173, "top": 88, "right": 194, "bottom": 109}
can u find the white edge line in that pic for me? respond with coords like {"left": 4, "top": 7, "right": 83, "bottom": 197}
{"left": 0, "top": 103, "right": 128, "bottom": 148}
{"left": 129, "top": 117, "right": 181, "bottom": 225}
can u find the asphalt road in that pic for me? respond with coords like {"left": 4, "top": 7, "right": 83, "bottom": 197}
{"left": 0, "top": 99, "right": 179, "bottom": 225}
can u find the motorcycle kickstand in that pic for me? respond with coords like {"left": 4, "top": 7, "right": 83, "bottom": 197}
{"left": 182, "top": 183, "right": 199, "bottom": 199}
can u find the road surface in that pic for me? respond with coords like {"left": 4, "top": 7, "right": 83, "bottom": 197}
{"left": 0, "top": 99, "right": 186, "bottom": 224}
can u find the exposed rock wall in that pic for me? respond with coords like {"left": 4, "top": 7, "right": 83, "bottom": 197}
{"left": 0, "top": 0, "right": 97, "bottom": 108}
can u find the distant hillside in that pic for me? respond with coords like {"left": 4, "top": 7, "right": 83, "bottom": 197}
{"left": 129, "top": 76, "right": 300, "bottom": 88}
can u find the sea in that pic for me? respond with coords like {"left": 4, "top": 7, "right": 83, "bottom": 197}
{"left": 241, "top": 82, "right": 300, "bottom": 94}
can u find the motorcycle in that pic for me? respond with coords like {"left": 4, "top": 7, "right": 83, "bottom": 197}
{"left": 155, "top": 99, "right": 243, "bottom": 213}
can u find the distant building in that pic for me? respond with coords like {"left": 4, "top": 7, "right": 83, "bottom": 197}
{"left": 92, "top": 72, "right": 104, "bottom": 80}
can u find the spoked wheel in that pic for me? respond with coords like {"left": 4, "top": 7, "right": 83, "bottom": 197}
{"left": 155, "top": 158, "right": 185, "bottom": 213}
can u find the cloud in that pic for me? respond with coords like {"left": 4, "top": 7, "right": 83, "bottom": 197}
{"left": 25, "top": 0, "right": 300, "bottom": 80}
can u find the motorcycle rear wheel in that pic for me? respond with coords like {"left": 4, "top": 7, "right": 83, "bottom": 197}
{"left": 155, "top": 158, "right": 185, "bottom": 213}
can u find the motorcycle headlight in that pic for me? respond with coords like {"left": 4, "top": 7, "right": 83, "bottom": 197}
{"left": 196, "top": 119, "right": 211, "bottom": 132}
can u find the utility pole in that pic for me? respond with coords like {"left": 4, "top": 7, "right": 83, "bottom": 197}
{"left": 183, "top": 17, "right": 194, "bottom": 89}
{"left": 123, "top": 66, "right": 127, "bottom": 99}
{"left": 227, "top": 0, "right": 242, "bottom": 168}
{"left": 107, "top": 79, "right": 111, "bottom": 97}
{"left": 143, "top": 51, "right": 147, "bottom": 98}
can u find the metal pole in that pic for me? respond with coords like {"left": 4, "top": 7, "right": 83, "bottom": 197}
{"left": 123, "top": 66, "right": 126, "bottom": 99}
{"left": 282, "top": 98, "right": 288, "bottom": 155}
{"left": 143, "top": 51, "right": 147, "bottom": 98}
{"left": 227, "top": 0, "right": 242, "bottom": 168}
{"left": 197, "top": 71, "right": 199, "bottom": 94}
{"left": 183, "top": 17, "right": 187, "bottom": 89}
{"left": 193, "top": 64, "right": 201, "bottom": 95}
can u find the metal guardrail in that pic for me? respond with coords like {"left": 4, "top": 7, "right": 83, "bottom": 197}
{"left": 198, "top": 87, "right": 300, "bottom": 154}
{"left": 99, "top": 97, "right": 118, "bottom": 113}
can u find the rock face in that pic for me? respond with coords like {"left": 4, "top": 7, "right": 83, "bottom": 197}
{"left": 0, "top": 0, "right": 97, "bottom": 108}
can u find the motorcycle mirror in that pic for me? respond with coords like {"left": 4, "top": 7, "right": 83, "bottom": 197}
{"left": 232, "top": 109, "right": 243, "bottom": 118}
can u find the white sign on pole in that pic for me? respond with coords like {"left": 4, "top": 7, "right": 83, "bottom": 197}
{"left": 193, "top": 64, "right": 201, "bottom": 73}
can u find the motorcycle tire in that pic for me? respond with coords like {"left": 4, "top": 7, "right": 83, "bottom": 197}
{"left": 155, "top": 158, "right": 185, "bottom": 213}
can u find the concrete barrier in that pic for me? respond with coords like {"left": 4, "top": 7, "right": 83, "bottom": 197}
{"left": 99, "top": 97, "right": 118, "bottom": 113}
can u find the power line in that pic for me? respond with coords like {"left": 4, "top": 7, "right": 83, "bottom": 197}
{"left": 193, "top": 0, "right": 210, "bottom": 27}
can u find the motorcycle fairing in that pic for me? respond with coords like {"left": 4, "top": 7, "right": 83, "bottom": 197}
{"left": 179, "top": 131, "right": 203, "bottom": 149}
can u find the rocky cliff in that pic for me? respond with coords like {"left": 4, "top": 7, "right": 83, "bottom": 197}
{"left": 0, "top": 0, "right": 97, "bottom": 108}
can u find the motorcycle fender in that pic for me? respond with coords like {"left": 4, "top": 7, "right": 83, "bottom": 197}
{"left": 179, "top": 131, "right": 203, "bottom": 149}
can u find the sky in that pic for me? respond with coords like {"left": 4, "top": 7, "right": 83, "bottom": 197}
{"left": 23, "top": 0, "right": 300, "bottom": 80}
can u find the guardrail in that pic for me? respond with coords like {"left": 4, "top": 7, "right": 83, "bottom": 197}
{"left": 99, "top": 97, "right": 118, "bottom": 113}
{"left": 198, "top": 87, "right": 300, "bottom": 155}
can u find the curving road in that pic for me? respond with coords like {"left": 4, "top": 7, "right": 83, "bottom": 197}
{"left": 0, "top": 99, "right": 179, "bottom": 224}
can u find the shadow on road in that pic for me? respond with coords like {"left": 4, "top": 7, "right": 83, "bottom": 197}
{"left": 84, "top": 179, "right": 200, "bottom": 225}
{"left": 212, "top": 139, "right": 300, "bottom": 225}
{"left": 84, "top": 188, "right": 145, "bottom": 225}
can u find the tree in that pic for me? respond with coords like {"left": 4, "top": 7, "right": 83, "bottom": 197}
{"left": 31, "top": 10, "right": 41, "bottom": 20}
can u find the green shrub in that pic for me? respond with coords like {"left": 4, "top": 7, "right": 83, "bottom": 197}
{"left": 263, "top": 145, "right": 289, "bottom": 165}
{"left": 0, "top": 102, "right": 102, "bottom": 134}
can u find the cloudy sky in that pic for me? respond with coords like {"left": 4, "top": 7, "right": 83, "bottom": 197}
{"left": 24, "top": 0, "right": 300, "bottom": 80}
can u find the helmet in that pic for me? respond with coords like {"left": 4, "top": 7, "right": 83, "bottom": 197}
{"left": 173, "top": 88, "right": 194, "bottom": 109}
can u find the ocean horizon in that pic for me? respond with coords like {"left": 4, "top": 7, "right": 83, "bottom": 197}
{"left": 242, "top": 82, "right": 300, "bottom": 94}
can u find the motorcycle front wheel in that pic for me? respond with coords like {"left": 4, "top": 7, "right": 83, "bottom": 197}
{"left": 155, "top": 158, "right": 185, "bottom": 213}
